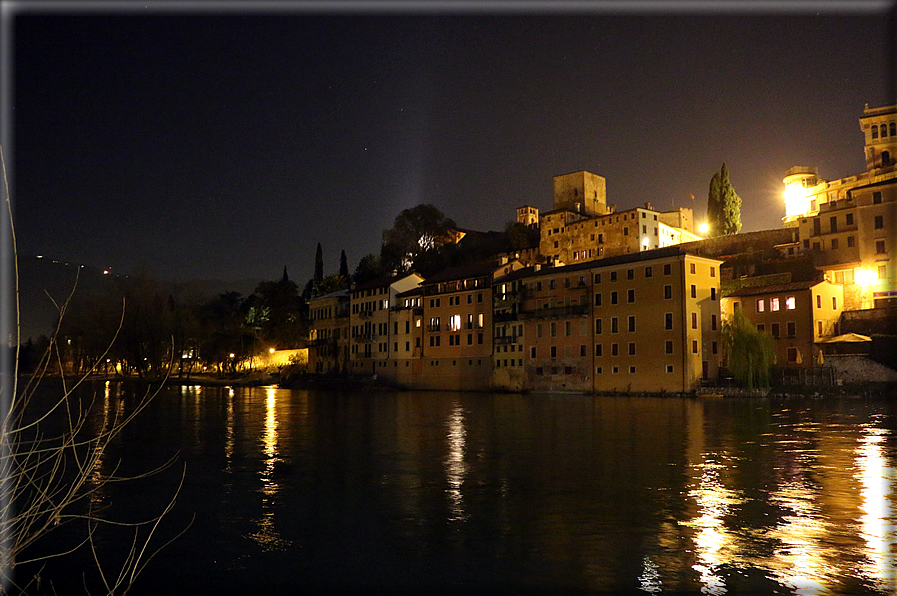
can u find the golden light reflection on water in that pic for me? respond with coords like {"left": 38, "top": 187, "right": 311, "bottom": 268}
{"left": 766, "top": 479, "right": 831, "bottom": 595}
{"left": 247, "top": 386, "right": 293, "bottom": 551}
{"left": 855, "top": 424, "right": 897, "bottom": 591}
{"left": 445, "top": 402, "right": 467, "bottom": 522}
{"left": 683, "top": 455, "right": 745, "bottom": 595}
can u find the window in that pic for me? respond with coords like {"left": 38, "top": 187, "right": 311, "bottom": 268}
{"left": 594, "top": 273, "right": 602, "bottom": 283}
{"left": 645, "top": 266, "right": 653, "bottom": 278}
{"left": 787, "top": 321, "right": 796, "bottom": 337}
{"left": 664, "top": 285, "right": 672, "bottom": 300}
{"left": 537, "top": 323, "right": 543, "bottom": 338}
{"left": 611, "top": 343, "right": 619, "bottom": 356}
{"left": 711, "top": 314, "right": 717, "bottom": 331}
{"left": 710, "top": 287, "right": 716, "bottom": 301}
{"left": 596, "top": 366, "right": 602, "bottom": 374}
{"left": 530, "top": 346, "right": 536, "bottom": 358}
{"left": 664, "top": 313, "right": 673, "bottom": 330}
{"left": 690, "top": 263, "right": 696, "bottom": 274}
{"left": 628, "top": 343, "right": 636, "bottom": 356}
{"left": 831, "top": 238, "right": 839, "bottom": 249}
{"left": 580, "top": 345, "right": 587, "bottom": 357}
{"left": 874, "top": 191, "right": 882, "bottom": 204}
{"left": 627, "top": 269, "right": 634, "bottom": 280}
{"left": 665, "top": 340, "right": 673, "bottom": 354}
{"left": 611, "top": 291, "right": 618, "bottom": 305}
{"left": 629, "top": 366, "right": 636, "bottom": 374}
{"left": 596, "top": 344, "right": 603, "bottom": 357}
{"left": 818, "top": 321, "right": 823, "bottom": 335}
{"left": 846, "top": 213, "right": 854, "bottom": 225}
{"left": 628, "top": 316, "right": 636, "bottom": 332}
{"left": 771, "top": 323, "right": 780, "bottom": 338}
{"left": 666, "top": 365, "right": 674, "bottom": 374}
{"left": 872, "top": 125, "right": 879, "bottom": 140}
{"left": 756, "top": 299, "right": 765, "bottom": 313}
{"left": 876, "top": 240, "right": 886, "bottom": 254}
{"left": 595, "top": 293, "right": 602, "bottom": 307}
{"left": 787, "top": 347, "right": 799, "bottom": 363}
{"left": 550, "top": 322, "right": 556, "bottom": 337}
{"left": 627, "top": 289, "right": 635, "bottom": 303}
{"left": 830, "top": 216, "right": 838, "bottom": 233}
{"left": 892, "top": 122, "right": 897, "bottom": 136}
{"left": 611, "top": 317, "right": 619, "bottom": 333}
{"left": 816, "top": 295, "right": 821, "bottom": 308}
{"left": 565, "top": 321, "right": 571, "bottom": 336}
{"left": 610, "top": 271, "right": 618, "bottom": 282}
{"left": 710, "top": 267, "right": 716, "bottom": 278}
{"left": 757, "top": 323, "right": 765, "bottom": 332}
{"left": 664, "top": 263, "right": 672, "bottom": 275}
{"left": 771, "top": 298, "right": 780, "bottom": 311}
{"left": 847, "top": 235, "right": 855, "bottom": 248}
{"left": 690, "top": 285, "right": 697, "bottom": 299}
{"left": 595, "top": 319, "right": 602, "bottom": 334}
{"left": 875, "top": 215, "right": 885, "bottom": 229}
{"left": 550, "top": 346, "right": 557, "bottom": 358}
{"left": 692, "top": 340, "right": 698, "bottom": 354}
{"left": 623, "top": 227, "right": 629, "bottom": 236}
{"left": 691, "top": 312, "right": 698, "bottom": 329}
{"left": 880, "top": 265, "right": 888, "bottom": 279}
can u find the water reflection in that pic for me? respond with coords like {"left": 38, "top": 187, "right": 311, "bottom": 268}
{"left": 856, "top": 423, "right": 897, "bottom": 590}
{"left": 445, "top": 402, "right": 467, "bottom": 522}
{"left": 248, "top": 386, "right": 292, "bottom": 551}
{"left": 684, "top": 454, "right": 744, "bottom": 595}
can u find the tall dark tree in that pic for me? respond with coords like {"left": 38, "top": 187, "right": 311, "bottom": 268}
{"left": 339, "top": 249, "right": 349, "bottom": 279}
{"left": 721, "top": 309, "right": 775, "bottom": 391}
{"left": 314, "top": 243, "right": 324, "bottom": 283}
{"left": 707, "top": 163, "right": 742, "bottom": 236}
{"left": 381, "top": 204, "right": 457, "bottom": 273}
{"left": 353, "top": 253, "right": 386, "bottom": 285}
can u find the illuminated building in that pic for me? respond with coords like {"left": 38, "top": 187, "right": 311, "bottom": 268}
{"left": 537, "top": 171, "right": 700, "bottom": 267}
{"left": 307, "top": 290, "right": 350, "bottom": 374}
{"left": 348, "top": 272, "right": 424, "bottom": 376}
{"left": 493, "top": 246, "right": 723, "bottom": 393}
{"left": 780, "top": 103, "right": 896, "bottom": 309}
{"left": 722, "top": 280, "right": 843, "bottom": 368}
{"left": 410, "top": 259, "right": 523, "bottom": 390}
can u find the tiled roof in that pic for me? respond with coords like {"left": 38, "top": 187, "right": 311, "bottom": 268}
{"left": 725, "top": 280, "right": 823, "bottom": 298}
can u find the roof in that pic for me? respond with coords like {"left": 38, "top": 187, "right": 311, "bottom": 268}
{"left": 308, "top": 289, "right": 348, "bottom": 302}
{"left": 421, "top": 260, "right": 507, "bottom": 285}
{"left": 350, "top": 272, "right": 423, "bottom": 293}
{"left": 724, "top": 279, "right": 825, "bottom": 298}
{"left": 817, "top": 333, "right": 872, "bottom": 344}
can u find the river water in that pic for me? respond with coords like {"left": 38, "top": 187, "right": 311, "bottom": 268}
{"left": 12, "top": 382, "right": 897, "bottom": 594}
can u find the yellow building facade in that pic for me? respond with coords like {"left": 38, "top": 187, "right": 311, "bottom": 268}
{"left": 722, "top": 280, "right": 844, "bottom": 368}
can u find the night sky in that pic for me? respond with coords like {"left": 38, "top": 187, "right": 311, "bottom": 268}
{"left": 8, "top": 2, "right": 896, "bottom": 283}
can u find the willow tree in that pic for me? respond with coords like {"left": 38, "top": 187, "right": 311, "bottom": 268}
{"left": 721, "top": 308, "right": 775, "bottom": 391}
{"left": 707, "top": 163, "right": 742, "bottom": 236}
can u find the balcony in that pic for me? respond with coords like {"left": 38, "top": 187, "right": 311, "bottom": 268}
{"left": 493, "top": 336, "right": 518, "bottom": 345}
{"left": 519, "top": 304, "right": 589, "bottom": 320}
{"left": 493, "top": 312, "right": 519, "bottom": 323}
{"left": 352, "top": 332, "right": 377, "bottom": 342}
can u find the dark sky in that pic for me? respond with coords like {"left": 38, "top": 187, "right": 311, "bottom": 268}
{"left": 7, "top": 2, "right": 896, "bottom": 284}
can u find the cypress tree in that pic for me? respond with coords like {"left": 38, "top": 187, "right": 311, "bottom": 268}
{"left": 707, "top": 163, "right": 742, "bottom": 236}
{"left": 339, "top": 249, "right": 349, "bottom": 279}
{"left": 314, "top": 243, "right": 324, "bottom": 283}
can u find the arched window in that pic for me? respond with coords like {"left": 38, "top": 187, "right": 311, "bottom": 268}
{"left": 883, "top": 151, "right": 891, "bottom": 166}
{"left": 891, "top": 122, "right": 896, "bottom": 136}
{"left": 883, "top": 124, "right": 890, "bottom": 138}
{"left": 872, "top": 125, "right": 879, "bottom": 139}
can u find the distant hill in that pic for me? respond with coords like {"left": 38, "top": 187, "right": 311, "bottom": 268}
{"left": 13, "top": 256, "right": 259, "bottom": 342}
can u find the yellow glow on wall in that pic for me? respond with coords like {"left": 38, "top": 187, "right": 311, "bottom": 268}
{"left": 784, "top": 183, "right": 810, "bottom": 219}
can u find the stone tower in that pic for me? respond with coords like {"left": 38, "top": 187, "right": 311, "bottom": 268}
{"left": 860, "top": 103, "right": 896, "bottom": 170}
{"left": 552, "top": 171, "right": 608, "bottom": 217}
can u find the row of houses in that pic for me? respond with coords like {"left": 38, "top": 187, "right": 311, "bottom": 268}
{"left": 307, "top": 102, "right": 896, "bottom": 392}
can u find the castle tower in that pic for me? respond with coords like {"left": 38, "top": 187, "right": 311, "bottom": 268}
{"left": 860, "top": 103, "right": 897, "bottom": 170}
{"left": 552, "top": 171, "right": 608, "bottom": 216}
{"left": 516, "top": 205, "right": 539, "bottom": 227}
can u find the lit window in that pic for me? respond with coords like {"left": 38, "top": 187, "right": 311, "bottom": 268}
{"left": 449, "top": 315, "right": 461, "bottom": 331}
{"left": 770, "top": 298, "right": 780, "bottom": 311}
{"left": 756, "top": 299, "right": 765, "bottom": 313}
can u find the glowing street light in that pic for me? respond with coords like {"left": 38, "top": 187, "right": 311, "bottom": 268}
{"left": 699, "top": 222, "right": 710, "bottom": 235}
